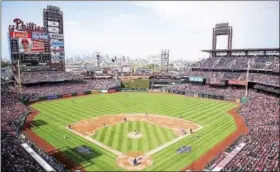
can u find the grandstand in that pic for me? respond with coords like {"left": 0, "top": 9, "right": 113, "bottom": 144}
{"left": 1, "top": 3, "right": 279, "bottom": 172}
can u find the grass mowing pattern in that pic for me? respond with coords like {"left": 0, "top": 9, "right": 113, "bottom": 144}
{"left": 31, "top": 92, "right": 237, "bottom": 171}
{"left": 92, "top": 121, "right": 177, "bottom": 153}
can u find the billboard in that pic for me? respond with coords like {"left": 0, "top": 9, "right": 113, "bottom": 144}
{"left": 189, "top": 76, "right": 203, "bottom": 82}
{"left": 50, "top": 40, "right": 64, "bottom": 62}
{"left": 228, "top": 80, "right": 247, "bottom": 86}
{"left": 10, "top": 31, "right": 31, "bottom": 38}
{"left": 51, "top": 41, "right": 64, "bottom": 47}
{"left": 32, "top": 32, "right": 50, "bottom": 40}
{"left": 49, "top": 33, "right": 64, "bottom": 40}
{"left": 51, "top": 47, "right": 64, "bottom": 53}
{"left": 210, "top": 78, "right": 225, "bottom": 85}
{"left": 18, "top": 38, "right": 45, "bottom": 53}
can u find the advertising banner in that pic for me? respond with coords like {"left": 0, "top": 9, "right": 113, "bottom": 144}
{"left": 39, "top": 96, "right": 48, "bottom": 101}
{"left": 50, "top": 40, "right": 65, "bottom": 63}
{"left": 210, "top": 78, "right": 225, "bottom": 85}
{"left": 51, "top": 47, "right": 64, "bottom": 53}
{"left": 47, "top": 95, "right": 58, "bottom": 100}
{"left": 49, "top": 33, "right": 64, "bottom": 40}
{"left": 189, "top": 76, "right": 203, "bottom": 82}
{"left": 108, "top": 89, "right": 116, "bottom": 93}
{"left": 10, "top": 31, "right": 31, "bottom": 38}
{"left": 228, "top": 80, "right": 247, "bottom": 86}
{"left": 91, "top": 90, "right": 99, "bottom": 94}
{"left": 62, "top": 93, "right": 72, "bottom": 98}
{"left": 31, "top": 32, "right": 50, "bottom": 40}
{"left": 18, "top": 38, "right": 45, "bottom": 53}
{"left": 29, "top": 97, "right": 39, "bottom": 103}
{"left": 77, "top": 92, "right": 84, "bottom": 96}
{"left": 100, "top": 90, "right": 108, "bottom": 93}
{"left": 51, "top": 41, "right": 64, "bottom": 47}
{"left": 84, "top": 91, "right": 91, "bottom": 95}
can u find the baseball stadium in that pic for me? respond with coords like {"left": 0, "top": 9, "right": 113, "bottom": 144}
{"left": 1, "top": 2, "right": 279, "bottom": 172}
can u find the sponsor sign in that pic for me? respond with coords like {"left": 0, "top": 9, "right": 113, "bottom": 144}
{"left": 210, "top": 78, "right": 225, "bottom": 85}
{"left": 32, "top": 32, "right": 50, "bottom": 40}
{"left": 48, "top": 95, "right": 58, "bottom": 100}
{"left": 76, "top": 146, "right": 93, "bottom": 155}
{"left": 49, "top": 33, "right": 64, "bottom": 40}
{"left": 29, "top": 97, "right": 39, "bottom": 103}
{"left": 189, "top": 76, "right": 203, "bottom": 82}
{"left": 18, "top": 38, "right": 45, "bottom": 53}
{"left": 51, "top": 48, "right": 64, "bottom": 53}
{"left": 100, "top": 90, "right": 108, "bottom": 93}
{"left": 51, "top": 41, "right": 64, "bottom": 47}
{"left": 91, "top": 90, "right": 99, "bottom": 94}
{"left": 228, "top": 80, "right": 247, "bottom": 86}
{"left": 62, "top": 93, "right": 72, "bottom": 98}
{"left": 77, "top": 92, "right": 84, "bottom": 96}
{"left": 108, "top": 89, "right": 116, "bottom": 93}
{"left": 10, "top": 31, "right": 31, "bottom": 38}
{"left": 177, "top": 146, "right": 192, "bottom": 154}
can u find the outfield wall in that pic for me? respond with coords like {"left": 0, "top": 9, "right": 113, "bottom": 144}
{"left": 22, "top": 88, "right": 149, "bottom": 105}
{"left": 22, "top": 87, "right": 240, "bottom": 105}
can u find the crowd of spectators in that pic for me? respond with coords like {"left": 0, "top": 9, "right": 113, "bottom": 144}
{"left": 1, "top": 91, "right": 44, "bottom": 172}
{"left": 1, "top": 133, "right": 45, "bottom": 172}
{"left": 253, "top": 84, "right": 280, "bottom": 94}
{"left": 194, "top": 56, "right": 279, "bottom": 72}
{"left": 170, "top": 82, "right": 279, "bottom": 171}
{"left": 239, "top": 73, "right": 279, "bottom": 86}
{"left": 181, "top": 71, "right": 279, "bottom": 86}
{"left": 20, "top": 71, "right": 83, "bottom": 83}
{"left": 223, "top": 93, "right": 279, "bottom": 171}
{"left": 169, "top": 83, "right": 245, "bottom": 100}
{"left": 22, "top": 79, "right": 121, "bottom": 97}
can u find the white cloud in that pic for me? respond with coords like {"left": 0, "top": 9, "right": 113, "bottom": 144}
{"left": 62, "top": 1, "right": 278, "bottom": 61}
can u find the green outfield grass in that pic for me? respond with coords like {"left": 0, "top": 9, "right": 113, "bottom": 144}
{"left": 92, "top": 121, "right": 178, "bottom": 153}
{"left": 31, "top": 92, "right": 237, "bottom": 171}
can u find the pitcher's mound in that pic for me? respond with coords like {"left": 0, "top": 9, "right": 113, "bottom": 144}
{"left": 127, "top": 132, "right": 143, "bottom": 139}
{"left": 116, "top": 152, "right": 153, "bottom": 171}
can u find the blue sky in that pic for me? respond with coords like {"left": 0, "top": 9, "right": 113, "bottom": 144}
{"left": 1, "top": 1, "right": 279, "bottom": 61}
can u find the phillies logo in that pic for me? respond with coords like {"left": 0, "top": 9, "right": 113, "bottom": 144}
{"left": 9, "top": 18, "right": 47, "bottom": 32}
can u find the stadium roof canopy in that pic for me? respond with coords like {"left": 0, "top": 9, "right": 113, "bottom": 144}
{"left": 202, "top": 48, "right": 280, "bottom": 53}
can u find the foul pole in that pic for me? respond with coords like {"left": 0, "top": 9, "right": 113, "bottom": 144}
{"left": 245, "top": 59, "right": 251, "bottom": 97}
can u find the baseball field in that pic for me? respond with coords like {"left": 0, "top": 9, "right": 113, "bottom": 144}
{"left": 25, "top": 92, "right": 241, "bottom": 171}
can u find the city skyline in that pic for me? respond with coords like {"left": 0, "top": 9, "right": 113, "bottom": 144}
{"left": 1, "top": 1, "right": 279, "bottom": 61}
